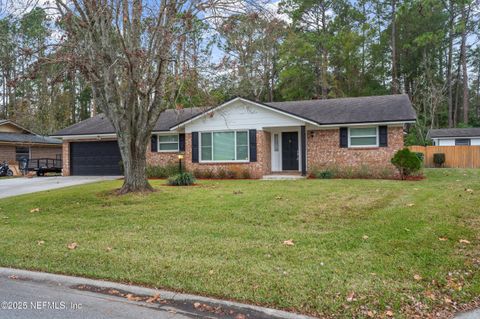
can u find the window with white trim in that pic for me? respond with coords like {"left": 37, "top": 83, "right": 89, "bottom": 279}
{"left": 200, "top": 131, "right": 249, "bottom": 162}
{"left": 158, "top": 134, "right": 179, "bottom": 151}
{"left": 348, "top": 127, "right": 378, "bottom": 147}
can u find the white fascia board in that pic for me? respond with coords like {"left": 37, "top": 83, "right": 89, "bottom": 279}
{"left": 307, "top": 121, "right": 414, "bottom": 129}
{"left": 169, "top": 97, "right": 320, "bottom": 130}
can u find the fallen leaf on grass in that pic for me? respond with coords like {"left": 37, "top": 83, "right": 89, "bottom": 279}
{"left": 362, "top": 235, "right": 369, "bottom": 240}
{"left": 126, "top": 294, "right": 142, "bottom": 302}
{"left": 283, "top": 239, "right": 294, "bottom": 246}
{"left": 67, "top": 242, "right": 78, "bottom": 250}
{"left": 30, "top": 208, "right": 40, "bottom": 213}
{"left": 37, "top": 240, "right": 45, "bottom": 246}
{"left": 444, "top": 297, "right": 452, "bottom": 304}
{"left": 146, "top": 293, "right": 161, "bottom": 303}
{"left": 366, "top": 310, "right": 375, "bottom": 318}
{"left": 438, "top": 237, "right": 448, "bottom": 241}
{"left": 424, "top": 290, "right": 436, "bottom": 300}
{"left": 447, "top": 277, "right": 463, "bottom": 291}
{"left": 406, "top": 203, "right": 415, "bottom": 207}
{"left": 346, "top": 291, "right": 356, "bottom": 302}
{"left": 385, "top": 310, "right": 394, "bottom": 317}
{"left": 459, "top": 239, "right": 471, "bottom": 244}
{"left": 275, "top": 196, "right": 283, "bottom": 200}
{"left": 105, "top": 246, "right": 112, "bottom": 252}
{"left": 465, "top": 188, "right": 474, "bottom": 193}
{"left": 414, "top": 274, "right": 422, "bottom": 281}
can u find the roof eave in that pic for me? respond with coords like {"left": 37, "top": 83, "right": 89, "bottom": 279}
{"left": 169, "top": 97, "right": 321, "bottom": 130}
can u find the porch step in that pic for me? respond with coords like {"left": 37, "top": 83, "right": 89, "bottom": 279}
{"left": 262, "top": 174, "right": 306, "bottom": 180}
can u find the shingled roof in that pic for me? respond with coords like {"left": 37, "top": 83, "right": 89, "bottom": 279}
{"left": 52, "top": 108, "right": 204, "bottom": 136}
{"left": 428, "top": 128, "right": 480, "bottom": 138}
{"left": 265, "top": 94, "right": 416, "bottom": 125}
{"left": 0, "top": 120, "right": 61, "bottom": 145}
{"left": 53, "top": 95, "right": 416, "bottom": 136}
{"left": 0, "top": 132, "right": 61, "bottom": 145}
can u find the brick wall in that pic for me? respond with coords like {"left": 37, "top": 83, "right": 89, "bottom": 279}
{"left": 30, "top": 145, "right": 62, "bottom": 159}
{"left": 307, "top": 126, "right": 404, "bottom": 176}
{"left": 62, "top": 141, "right": 70, "bottom": 176}
{"left": 183, "top": 130, "right": 271, "bottom": 178}
{"left": 0, "top": 145, "right": 16, "bottom": 163}
{"left": 146, "top": 151, "right": 178, "bottom": 167}
{"left": 0, "top": 144, "right": 61, "bottom": 165}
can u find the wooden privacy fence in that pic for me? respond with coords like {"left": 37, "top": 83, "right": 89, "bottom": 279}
{"left": 409, "top": 145, "right": 480, "bottom": 168}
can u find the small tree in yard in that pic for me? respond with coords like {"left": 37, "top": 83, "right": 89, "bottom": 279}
{"left": 49, "top": 0, "right": 262, "bottom": 194}
{"left": 391, "top": 148, "right": 422, "bottom": 180}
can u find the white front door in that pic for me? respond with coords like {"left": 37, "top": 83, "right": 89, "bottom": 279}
{"left": 271, "top": 132, "right": 281, "bottom": 171}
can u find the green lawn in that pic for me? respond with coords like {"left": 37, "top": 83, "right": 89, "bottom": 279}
{"left": 0, "top": 169, "right": 479, "bottom": 318}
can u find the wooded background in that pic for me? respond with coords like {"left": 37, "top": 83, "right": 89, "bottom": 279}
{"left": 1, "top": 0, "right": 479, "bottom": 145}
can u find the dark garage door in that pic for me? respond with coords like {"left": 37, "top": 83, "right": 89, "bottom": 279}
{"left": 70, "top": 141, "right": 122, "bottom": 176}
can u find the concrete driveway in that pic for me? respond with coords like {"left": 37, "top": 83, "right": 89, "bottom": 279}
{"left": 0, "top": 176, "right": 120, "bottom": 199}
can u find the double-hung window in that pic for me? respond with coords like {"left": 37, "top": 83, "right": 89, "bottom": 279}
{"left": 200, "top": 131, "right": 249, "bottom": 162}
{"left": 158, "top": 134, "right": 179, "bottom": 151}
{"left": 348, "top": 127, "right": 378, "bottom": 147}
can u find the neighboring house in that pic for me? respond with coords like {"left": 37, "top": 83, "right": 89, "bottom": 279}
{"left": 0, "top": 120, "right": 62, "bottom": 165}
{"left": 52, "top": 95, "right": 416, "bottom": 178}
{"left": 428, "top": 128, "right": 480, "bottom": 146}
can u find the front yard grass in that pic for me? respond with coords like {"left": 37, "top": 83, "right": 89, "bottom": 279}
{"left": 0, "top": 169, "right": 479, "bottom": 318}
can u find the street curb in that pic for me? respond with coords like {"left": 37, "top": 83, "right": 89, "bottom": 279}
{"left": 0, "top": 267, "right": 317, "bottom": 319}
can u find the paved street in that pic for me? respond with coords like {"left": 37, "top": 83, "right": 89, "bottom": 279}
{"left": 0, "top": 276, "right": 191, "bottom": 319}
{"left": 0, "top": 176, "right": 120, "bottom": 199}
{"left": 455, "top": 309, "right": 480, "bottom": 319}
{"left": 0, "top": 268, "right": 312, "bottom": 319}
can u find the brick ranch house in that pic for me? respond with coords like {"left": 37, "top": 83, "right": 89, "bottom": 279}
{"left": 0, "top": 120, "right": 62, "bottom": 170}
{"left": 52, "top": 95, "right": 416, "bottom": 178}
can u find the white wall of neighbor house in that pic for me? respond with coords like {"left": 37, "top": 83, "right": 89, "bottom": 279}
{"left": 432, "top": 138, "right": 480, "bottom": 146}
{"left": 184, "top": 100, "right": 305, "bottom": 133}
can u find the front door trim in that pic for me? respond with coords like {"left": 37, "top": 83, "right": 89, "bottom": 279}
{"left": 270, "top": 127, "right": 303, "bottom": 173}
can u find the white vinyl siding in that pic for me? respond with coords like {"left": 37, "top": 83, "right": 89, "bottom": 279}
{"left": 348, "top": 127, "right": 378, "bottom": 147}
{"left": 200, "top": 131, "right": 249, "bottom": 162}
{"left": 185, "top": 101, "right": 304, "bottom": 133}
{"left": 158, "top": 134, "right": 179, "bottom": 152}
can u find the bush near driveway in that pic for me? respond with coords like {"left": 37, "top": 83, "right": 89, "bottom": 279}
{"left": 0, "top": 169, "right": 479, "bottom": 318}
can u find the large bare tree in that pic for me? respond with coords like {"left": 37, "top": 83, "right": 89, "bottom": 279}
{"left": 51, "top": 0, "right": 260, "bottom": 193}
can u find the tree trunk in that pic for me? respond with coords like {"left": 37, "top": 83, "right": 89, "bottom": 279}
{"left": 454, "top": 62, "right": 462, "bottom": 126}
{"left": 117, "top": 132, "right": 152, "bottom": 194}
{"left": 447, "top": 0, "right": 454, "bottom": 127}
{"left": 391, "top": 0, "right": 399, "bottom": 94}
{"left": 460, "top": 4, "right": 469, "bottom": 124}
{"left": 321, "top": 8, "right": 328, "bottom": 99}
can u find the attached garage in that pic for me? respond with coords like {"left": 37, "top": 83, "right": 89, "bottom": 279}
{"left": 70, "top": 141, "right": 122, "bottom": 176}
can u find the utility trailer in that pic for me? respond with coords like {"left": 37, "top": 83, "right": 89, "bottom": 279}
{"left": 25, "top": 158, "right": 62, "bottom": 176}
